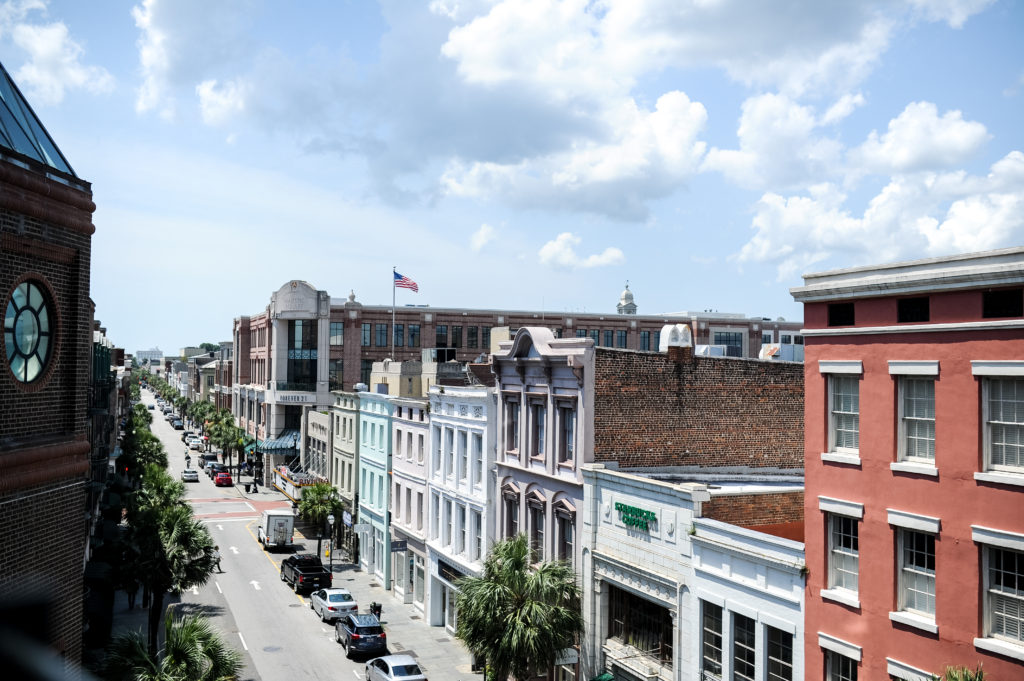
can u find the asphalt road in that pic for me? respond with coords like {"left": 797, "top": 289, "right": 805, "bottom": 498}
{"left": 142, "top": 389, "right": 369, "bottom": 681}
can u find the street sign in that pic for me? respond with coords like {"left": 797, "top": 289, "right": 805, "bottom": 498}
{"left": 353, "top": 523, "right": 371, "bottom": 533}
{"left": 390, "top": 540, "right": 407, "bottom": 552}
{"left": 343, "top": 510, "right": 352, "bottom": 527}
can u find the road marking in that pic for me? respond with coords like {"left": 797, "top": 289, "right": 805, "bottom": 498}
{"left": 250, "top": 580, "right": 262, "bottom": 591}
{"left": 217, "top": 524, "right": 224, "bottom": 531}
{"left": 238, "top": 632, "right": 248, "bottom": 651}
{"left": 352, "top": 671, "right": 361, "bottom": 679}
{"left": 191, "top": 586, "right": 199, "bottom": 595}
{"left": 245, "top": 502, "right": 255, "bottom": 512}
{"left": 199, "top": 517, "right": 253, "bottom": 523}
{"left": 215, "top": 582, "right": 223, "bottom": 594}
{"left": 229, "top": 546, "right": 239, "bottom": 554}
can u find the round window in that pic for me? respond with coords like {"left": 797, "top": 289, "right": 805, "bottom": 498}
{"left": 4, "top": 281, "right": 53, "bottom": 383}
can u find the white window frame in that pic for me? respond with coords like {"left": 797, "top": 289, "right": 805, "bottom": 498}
{"left": 889, "top": 361, "right": 938, "bottom": 474}
{"left": 556, "top": 400, "right": 576, "bottom": 465}
{"left": 887, "top": 510, "right": 940, "bottom": 633}
{"left": 819, "top": 496, "right": 863, "bottom": 608}
{"left": 972, "top": 525, "right": 1024, "bottom": 661}
{"left": 972, "top": 362, "right": 1024, "bottom": 486}
{"left": 820, "top": 361, "right": 862, "bottom": 465}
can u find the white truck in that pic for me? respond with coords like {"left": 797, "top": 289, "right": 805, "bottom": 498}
{"left": 258, "top": 509, "right": 295, "bottom": 551}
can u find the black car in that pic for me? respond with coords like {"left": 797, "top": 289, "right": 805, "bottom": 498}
{"left": 206, "top": 462, "right": 227, "bottom": 478}
{"left": 335, "top": 613, "right": 386, "bottom": 659}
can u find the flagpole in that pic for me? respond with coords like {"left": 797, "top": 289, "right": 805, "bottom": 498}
{"left": 391, "top": 266, "right": 396, "bottom": 361}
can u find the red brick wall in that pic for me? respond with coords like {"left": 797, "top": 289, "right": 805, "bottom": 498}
{"left": 702, "top": 491, "right": 804, "bottom": 526}
{"left": 592, "top": 348, "right": 804, "bottom": 468}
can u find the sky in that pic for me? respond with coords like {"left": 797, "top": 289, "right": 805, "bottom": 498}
{"left": 1, "top": 0, "right": 1022, "bottom": 355}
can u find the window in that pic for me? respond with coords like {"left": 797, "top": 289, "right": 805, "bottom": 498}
{"left": 4, "top": 281, "right": 53, "bottom": 383}
{"left": 406, "top": 431, "right": 413, "bottom": 461}
{"left": 640, "top": 330, "right": 650, "bottom": 351}
{"left": 603, "top": 330, "right": 613, "bottom": 347}
{"left": 360, "top": 359, "right": 373, "bottom": 386}
{"left": 829, "top": 514, "right": 859, "bottom": 593}
{"left": 781, "top": 334, "right": 792, "bottom": 344}
{"left": 361, "top": 323, "right": 371, "bottom": 346}
{"left": 614, "top": 329, "right": 626, "bottom": 348}
{"left": 330, "top": 321, "right": 344, "bottom": 345}
{"left": 394, "top": 324, "right": 404, "bottom": 347}
{"left": 701, "top": 601, "right": 723, "bottom": 680}
{"left": 829, "top": 375, "right": 860, "bottom": 453}
{"left": 826, "top": 651, "right": 857, "bottom": 681}
{"left": 432, "top": 426, "right": 441, "bottom": 476}
{"left": 473, "top": 510, "right": 483, "bottom": 561}
{"left": 375, "top": 324, "right": 388, "bottom": 347}
{"left": 472, "top": 433, "right": 483, "bottom": 486}
{"left": 589, "top": 329, "right": 600, "bottom": 344}
{"left": 445, "top": 428, "right": 454, "bottom": 478}
{"left": 528, "top": 500, "right": 544, "bottom": 562}
{"left": 607, "top": 583, "right": 673, "bottom": 663}
{"left": 766, "top": 627, "right": 793, "bottom": 681}
{"left": 436, "top": 325, "right": 448, "bottom": 347}
{"left": 557, "top": 403, "right": 575, "bottom": 463}
{"left": 828, "top": 302, "right": 855, "bottom": 327}
{"left": 393, "top": 482, "right": 401, "bottom": 518}
{"left": 556, "top": 509, "right": 574, "bottom": 564}
{"left": 503, "top": 491, "right": 519, "bottom": 538}
{"left": 898, "top": 529, "right": 935, "bottom": 617}
{"left": 713, "top": 331, "right": 743, "bottom": 357}
{"left": 794, "top": 335, "right": 804, "bottom": 344}
{"left": 377, "top": 476, "right": 383, "bottom": 509}
{"left": 985, "top": 378, "right": 1024, "bottom": 472}
{"left": 530, "top": 402, "right": 546, "bottom": 457}
{"left": 505, "top": 399, "right": 520, "bottom": 453}
{"left": 763, "top": 332, "right": 773, "bottom": 345}
{"left": 898, "top": 297, "right": 930, "bottom": 323}
{"left": 899, "top": 378, "right": 935, "bottom": 461}
{"left": 467, "top": 326, "right": 478, "bottom": 348}
{"left": 286, "top": 319, "right": 317, "bottom": 386}
{"left": 452, "top": 326, "right": 462, "bottom": 348}
{"left": 458, "top": 430, "right": 468, "bottom": 482}
{"left": 576, "top": 329, "right": 587, "bottom": 338}
{"left": 732, "top": 613, "right": 755, "bottom": 681}
{"left": 457, "top": 504, "right": 467, "bottom": 554}
{"left": 444, "top": 500, "right": 453, "bottom": 546}
{"left": 983, "top": 288, "right": 1023, "bottom": 318}
{"left": 481, "top": 326, "right": 491, "bottom": 349}
{"left": 417, "top": 492, "right": 424, "bottom": 530}
{"left": 431, "top": 493, "right": 440, "bottom": 539}
{"left": 984, "top": 545, "right": 1024, "bottom": 645}
{"left": 418, "top": 433, "right": 425, "bottom": 464}
{"left": 329, "top": 359, "right": 344, "bottom": 390}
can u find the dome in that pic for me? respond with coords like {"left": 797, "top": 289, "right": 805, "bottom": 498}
{"left": 616, "top": 282, "right": 637, "bottom": 314}
{"left": 619, "top": 284, "right": 634, "bottom": 305}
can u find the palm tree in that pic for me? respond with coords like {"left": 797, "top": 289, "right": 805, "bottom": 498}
{"left": 934, "top": 667, "right": 986, "bottom": 681}
{"left": 455, "top": 533, "right": 583, "bottom": 681}
{"left": 103, "top": 607, "right": 242, "bottom": 681}
{"left": 298, "top": 482, "right": 344, "bottom": 558}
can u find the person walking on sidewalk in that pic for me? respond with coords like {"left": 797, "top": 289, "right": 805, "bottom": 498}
{"left": 213, "top": 546, "right": 222, "bottom": 573}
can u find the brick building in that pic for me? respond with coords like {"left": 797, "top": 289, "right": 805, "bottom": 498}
{"left": 792, "top": 248, "right": 1024, "bottom": 679}
{"left": 0, "top": 62, "right": 96, "bottom": 671}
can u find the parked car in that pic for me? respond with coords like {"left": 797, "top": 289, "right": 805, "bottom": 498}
{"left": 147, "top": 404, "right": 155, "bottom": 410}
{"left": 181, "top": 469, "right": 199, "bottom": 483}
{"left": 335, "top": 613, "right": 386, "bottom": 658}
{"left": 172, "top": 420, "right": 184, "bottom": 430}
{"left": 366, "top": 655, "right": 426, "bottom": 681}
{"left": 214, "top": 472, "right": 233, "bottom": 487}
{"left": 280, "top": 554, "right": 332, "bottom": 593}
{"left": 181, "top": 430, "right": 194, "bottom": 442}
{"left": 189, "top": 438, "right": 204, "bottom": 451}
{"left": 309, "top": 588, "right": 358, "bottom": 622}
{"left": 206, "top": 462, "right": 227, "bottom": 478}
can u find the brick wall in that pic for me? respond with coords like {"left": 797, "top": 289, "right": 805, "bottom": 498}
{"left": 592, "top": 347, "right": 804, "bottom": 468}
{"left": 702, "top": 491, "right": 804, "bottom": 526}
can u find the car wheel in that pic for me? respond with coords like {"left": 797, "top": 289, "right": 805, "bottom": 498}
{"left": 335, "top": 628, "right": 342, "bottom": 644}
{"left": 309, "top": 599, "right": 314, "bottom": 610}
{"left": 280, "top": 571, "right": 285, "bottom": 582}
{"left": 293, "top": 581, "right": 299, "bottom": 593}
{"left": 366, "top": 669, "right": 371, "bottom": 681}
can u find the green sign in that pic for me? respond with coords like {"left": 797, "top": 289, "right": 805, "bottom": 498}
{"left": 615, "top": 502, "right": 656, "bottom": 531}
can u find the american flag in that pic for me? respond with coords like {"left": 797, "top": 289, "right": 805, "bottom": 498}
{"left": 394, "top": 271, "right": 419, "bottom": 292}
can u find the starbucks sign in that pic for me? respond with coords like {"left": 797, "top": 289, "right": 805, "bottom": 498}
{"left": 615, "top": 502, "right": 656, "bottom": 531}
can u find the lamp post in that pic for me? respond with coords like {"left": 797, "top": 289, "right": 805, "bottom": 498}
{"left": 327, "top": 513, "right": 336, "bottom": 573}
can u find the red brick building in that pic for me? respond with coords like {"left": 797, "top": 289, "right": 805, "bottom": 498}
{"left": 0, "top": 62, "right": 96, "bottom": 671}
{"left": 792, "top": 248, "right": 1024, "bottom": 679}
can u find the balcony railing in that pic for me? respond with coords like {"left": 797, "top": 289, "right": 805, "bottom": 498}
{"left": 274, "top": 381, "right": 316, "bottom": 392}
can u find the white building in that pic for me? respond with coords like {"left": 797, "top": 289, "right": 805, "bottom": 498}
{"left": 425, "top": 384, "right": 497, "bottom": 632}
{"left": 330, "top": 391, "right": 360, "bottom": 557}
{"left": 389, "top": 395, "right": 430, "bottom": 612}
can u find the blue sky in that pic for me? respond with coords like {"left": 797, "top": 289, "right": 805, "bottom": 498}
{"left": 1, "top": 0, "right": 1022, "bottom": 355}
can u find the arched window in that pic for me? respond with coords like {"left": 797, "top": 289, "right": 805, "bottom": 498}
{"left": 4, "top": 281, "right": 53, "bottom": 383}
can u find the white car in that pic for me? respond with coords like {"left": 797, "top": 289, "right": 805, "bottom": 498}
{"left": 181, "top": 469, "right": 199, "bottom": 483}
{"left": 365, "top": 655, "right": 427, "bottom": 681}
{"left": 188, "top": 438, "right": 204, "bottom": 451}
{"left": 309, "top": 588, "right": 358, "bottom": 622}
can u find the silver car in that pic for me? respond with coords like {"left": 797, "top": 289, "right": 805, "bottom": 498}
{"left": 181, "top": 468, "right": 199, "bottom": 483}
{"left": 309, "top": 587, "right": 357, "bottom": 622}
{"left": 366, "top": 655, "right": 427, "bottom": 681}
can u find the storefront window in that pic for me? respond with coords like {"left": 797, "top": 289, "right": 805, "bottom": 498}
{"left": 607, "top": 583, "right": 673, "bottom": 664}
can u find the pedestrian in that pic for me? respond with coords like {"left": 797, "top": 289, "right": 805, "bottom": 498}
{"left": 213, "top": 545, "right": 222, "bottom": 573}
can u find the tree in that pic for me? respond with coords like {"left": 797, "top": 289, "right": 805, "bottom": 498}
{"left": 455, "top": 533, "right": 583, "bottom": 681}
{"left": 199, "top": 342, "right": 220, "bottom": 352}
{"left": 933, "top": 667, "right": 986, "bottom": 681}
{"left": 127, "top": 466, "right": 217, "bottom": 654}
{"left": 103, "top": 607, "right": 242, "bottom": 681}
{"left": 298, "top": 482, "right": 344, "bottom": 558}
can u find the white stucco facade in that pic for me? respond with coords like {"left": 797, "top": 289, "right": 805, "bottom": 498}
{"left": 389, "top": 395, "right": 431, "bottom": 612}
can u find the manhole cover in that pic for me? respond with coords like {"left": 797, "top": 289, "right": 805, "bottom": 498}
{"left": 263, "top": 646, "right": 282, "bottom": 652}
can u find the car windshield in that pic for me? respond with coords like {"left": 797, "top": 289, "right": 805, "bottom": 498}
{"left": 356, "top": 626, "right": 383, "bottom": 635}
{"left": 329, "top": 593, "right": 353, "bottom": 602}
{"left": 392, "top": 665, "right": 422, "bottom": 677}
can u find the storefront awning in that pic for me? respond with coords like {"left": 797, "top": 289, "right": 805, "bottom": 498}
{"left": 260, "top": 429, "right": 299, "bottom": 451}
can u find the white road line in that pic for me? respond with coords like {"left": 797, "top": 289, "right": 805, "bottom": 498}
{"left": 199, "top": 517, "right": 254, "bottom": 523}
{"left": 217, "top": 524, "right": 224, "bottom": 530}
{"left": 215, "top": 582, "right": 223, "bottom": 594}
{"left": 245, "top": 502, "right": 256, "bottom": 512}
{"left": 191, "top": 586, "right": 199, "bottom": 595}
{"left": 352, "top": 671, "right": 361, "bottom": 679}
{"left": 237, "top": 632, "right": 248, "bottom": 651}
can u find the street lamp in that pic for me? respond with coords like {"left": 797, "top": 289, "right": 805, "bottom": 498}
{"left": 327, "top": 513, "right": 336, "bottom": 573}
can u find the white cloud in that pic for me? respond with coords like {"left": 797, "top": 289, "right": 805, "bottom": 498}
{"left": 703, "top": 93, "right": 840, "bottom": 189}
{"left": 0, "top": 0, "right": 45, "bottom": 37}
{"left": 851, "top": 101, "right": 989, "bottom": 174}
{"left": 736, "top": 151, "right": 1024, "bottom": 279}
{"left": 4, "top": 13, "right": 112, "bottom": 104}
{"left": 470, "top": 223, "right": 496, "bottom": 251}
{"left": 907, "top": 0, "right": 996, "bottom": 28}
{"left": 821, "top": 92, "right": 866, "bottom": 125}
{"left": 538, "top": 232, "right": 624, "bottom": 269}
{"left": 196, "top": 78, "right": 248, "bottom": 126}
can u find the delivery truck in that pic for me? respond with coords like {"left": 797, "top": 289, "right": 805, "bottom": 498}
{"left": 258, "top": 509, "right": 295, "bottom": 551}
